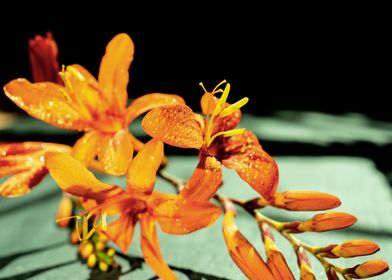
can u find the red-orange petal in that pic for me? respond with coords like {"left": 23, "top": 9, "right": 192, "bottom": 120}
{"left": 0, "top": 167, "right": 47, "bottom": 197}
{"left": 126, "top": 93, "right": 185, "bottom": 124}
{"left": 3, "top": 79, "right": 91, "bottom": 130}
{"left": 127, "top": 139, "right": 163, "bottom": 195}
{"left": 139, "top": 213, "right": 178, "bottom": 280}
{"left": 221, "top": 131, "right": 279, "bottom": 200}
{"left": 180, "top": 156, "right": 222, "bottom": 201}
{"left": 142, "top": 104, "right": 203, "bottom": 149}
{"left": 45, "top": 152, "right": 123, "bottom": 201}
{"left": 105, "top": 214, "right": 136, "bottom": 253}
{"left": 98, "top": 129, "right": 134, "bottom": 176}
{"left": 98, "top": 33, "right": 134, "bottom": 114}
{"left": 223, "top": 211, "right": 274, "bottom": 280}
{"left": 28, "top": 32, "right": 62, "bottom": 84}
{"left": 152, "top": 196, "right": 221, "bottom": 234}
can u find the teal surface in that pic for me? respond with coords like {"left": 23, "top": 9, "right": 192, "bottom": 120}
{"left": 1, "top": 155, "right": 391, "bottom": 279}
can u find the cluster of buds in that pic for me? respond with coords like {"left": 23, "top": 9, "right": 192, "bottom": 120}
{"left": 0, "top": 32, "right": 389, "bottom": 279}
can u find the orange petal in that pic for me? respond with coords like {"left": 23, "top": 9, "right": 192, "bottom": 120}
{"left": 98, "top": 33, "right": 134, "bottom": 114}
{"left": 152, "top": 196, "right": 221, "bottom": 234}
{"left": 222, "top": 211, "right": 274, "bottom": 280}
{"left": 105, "top": 214, "right": 136, "bottom": 253}
{"left": 45, "top": 152, "right": 123, "bottom": 201}
{"left": 126, "top": 139, "right": 163, "bottom": 195}
{"left": 331, "top": 240, "right": 380, "bottom": 258}
{"left": 222, "top": 131, "right": 279, "bottom": 200}
{"left": 272, "top": 191, "right": 341, "bottom": 211}
{"left": 180, "top": 156, "right": 222, "bottom": 201}
{"left": 139, "top": 213, "right": 178, "bottom": 280}
{"left": 126, "top": 93, "right": 185, "bottom": 124}
{"left": 98, "top": 129, "right": 134, "bottom": 176}
{"left": 3, "top": 79, "right": 91, "bottom": 130}
{"left": 72, "top": 131, "right": 100, "bottom": 164}
{"left": 0, "top": 167, "right": 47, "bottom": 197}
{"left": 142, "top": 104, "right": 203, "bottom": 149}
{"left": 298, "top": 212, "right": 357, "bottom": 232}
{"left": 0, "top": 142, "right": 71, "bottom": 197}
{"left": 28, "top": 32, "right": 62, "bottom": 84}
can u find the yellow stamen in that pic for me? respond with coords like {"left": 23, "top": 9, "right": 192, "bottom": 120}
{"left": 199, "top": 82, "right": 208, "bottom": 93}
{"left": 212, "top": 83, "right": 231, "bottom": 117}
{"left": 219, "top": 97, "right": 249, "bottom": 117}
{"left": 207, "top": 128, "right": 245, "bottom": 147}
{"left": 212, "top": 79, "right": 227, "bottom": 93}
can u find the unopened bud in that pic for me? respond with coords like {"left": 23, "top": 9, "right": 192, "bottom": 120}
{"left": 353, "top": 260, "right": 389, "bottom": 278}
{"left": 87, "top": 254, "right": 97, "bottom": 268}
{"left": 107, "top": 248, "right": 116, "bottom": 257}
{"left": 300, "top": 264, "right": 316, "bottom": 280}
{"left": 298, "top": 212, "right": 357, "bottom": 232}
{"left": 96, "top": 241, "right": 105, "bottom": 251}
{"left": 80, "top": 242, "right": 93, "bottom": 259}
{"left": 70, "top": 229, "right": 79, "bottom": 244}
{"left": 56, "top": 196, "right": 73, "bottom": 228}
{"left": 273, "top": 191, "right": 341, "bottom": 211}
{"left": 99, "top": 261, "right": 109, "bottom": 272}
{"left": 331, "top": 240, "right": 379, "bottom": 258}
{"left": 264, "top": 237, "right": 294, "bottom": 280}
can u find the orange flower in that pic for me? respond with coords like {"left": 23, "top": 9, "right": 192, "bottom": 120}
{"left": 0, "top": 142, "right": 71, "bottom": 197}
{"left": 142, "top": 81, "right": 278, "bottom": 200}
{"left": 4, "top": 33, "right": 184, "bottom": 176}
{"left": 45, "top": 139, "right": 221, "bottom": 279}
{"left": 28, "top": 32, "right": 62, "bottom": 84}
{"left": 222, "top": 210, "right": 274, "bottom": 280}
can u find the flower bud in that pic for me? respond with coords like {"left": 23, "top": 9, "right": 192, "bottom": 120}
{"left": 298, "top": 212, "right": 357, "bottom": 232}
{"left": 354, "top": 260, "right": 389, "bottom": 278}
{"left": 80, "top": 242, "right": 93, "bottom": 259}
{"left": 56, "top": 196, "right": 73, "bottom": 228}
{"left": 99, "top": 261, "right": 109, "bottom": 272}
{"left": 70, "top": 229, "right": 79, "bottom": 244}
{"left": 264, "top": 237, "right": 294, "bottom": 280}
{"left": 96, "top": 241, "right": 105, "bottom": 251}
{"left": 87, "top": 254, "right": 97, "bottom": 268}
{"left": 331, "top": 240, "right": 379, "bottom": 258}
{"left": 107, "top": 248, "right": 116, "bottom": 257}
{"left": 273, "top": 191, "right": 341, "bottom": 211}
{"left": 300, "top": 264, "right": 316, "bottom": 280}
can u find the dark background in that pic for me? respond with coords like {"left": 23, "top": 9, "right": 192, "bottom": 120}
{"left": 0, "top": 28, "right": 389, "bottom": 120}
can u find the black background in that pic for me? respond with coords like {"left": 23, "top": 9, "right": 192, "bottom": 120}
{"left": 0, "top": 27, "right": 389, "bottom": 120}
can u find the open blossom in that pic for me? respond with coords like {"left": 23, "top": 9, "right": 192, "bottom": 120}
{"left": 45, "top": 139, "right": 221, "bottom": 279}
{"left": 142, "top": 81, "right": 279, "bottom": 200}
{"left": 4, "top": 33, "right": 184, "bottom": 177}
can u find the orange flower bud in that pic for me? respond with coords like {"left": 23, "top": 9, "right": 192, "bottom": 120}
{"left": 298, "top": 212, "right": 357, "bottom": 232}
{"left": 96, "top": 241, "right": 105, "bottom": 251}
{"left": 331, "top": 240, "right": 379, "bottom": 258}
{"left": 70, "top": 229, "right": 80, "bottom": 244}
{"left": 354, "top": 260, "right": 389, "bottom": 278}
{"left": 80, "top": 242, "right": 93, "bottom": 259}
{"left": 300, "top": 264, "right": 316, "bottom": 280}
{"left": 264, "top": 237, "right": 295, "bottom": 280}
{"left": 273, "top": 191, "right": 341, "bottom": 211}
{"left": 56, "top": 196, "right": 73, "bottom": 228}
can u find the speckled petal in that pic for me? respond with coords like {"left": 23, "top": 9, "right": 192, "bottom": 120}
{"left": 4, "top": 79, "right": 91, "bottom": 130}
{"left": 142, "top": 104, "right": 203, "bottom": 149}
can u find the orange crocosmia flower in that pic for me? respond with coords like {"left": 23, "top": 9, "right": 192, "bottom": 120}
{"left": 45, "top": 139, "right": 220, "bottom": 280}
{"left": 4, "top": 33, "right": 185, "bottom": 176}
{"left": 142, "top": 81, "right": 278, "bottom": 200}
{"left": 0, "top": 142, "right": 71, "bottom": 197}
{"left": 222, "top": 211, "right": 274, "bottom": 280}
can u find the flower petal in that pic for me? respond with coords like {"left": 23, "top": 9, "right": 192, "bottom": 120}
{"left": 127, "top": 139, "right": 163, "bottom": 195}
{"left": 98, "top": 33, "right": 134, "bottom": 114}
{"left": 139, "top": 213, "right": 178, "bottom": 280}
{"left": 0, "top": 167, "right": 47, "bottom": 197}
{"left": 223, "top": 211, "right": 274, "bottom": 280}
{"left": 126, "top": 93, "right": 185, "bottom": 124}
{"left": 142, "top": 104, "right": 203, "bottom": 149}
{"left": 28, "top": 32, "right": 62, "bottom": 84}
{"left": 45, "top": 152, "right": 123, "bottom": 201}
{"left": 98, "top": 129, "right": 134, "bottom": 176}
{"left": 72, "top": 131, "right": 100, "bottom": 164}
{"left": 105, "top": 214, "right": 136, "bottom": 253}
{"left": 4, "top": 79, "right": 91, "bottom": 130}
{"left": 152, "top": 196, "right": 221, "bottom": 234}
{"left": 0, "top": 142, "right": 71, "bottom": 197}
{"left": 180, "top": 156, "right": 222, "bottom": 201}
{"left": 221, "top": 131, "right": 279, "bottom": 200}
